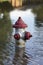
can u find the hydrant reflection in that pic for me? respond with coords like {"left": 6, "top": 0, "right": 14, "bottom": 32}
{"left": 13, "top": 46, "right": 28, "bottom": 65}
{"left": 13, "top": 17, "right": 32, "bottom": 47}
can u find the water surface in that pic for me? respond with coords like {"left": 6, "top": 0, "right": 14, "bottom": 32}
{"left": 0, "top": 8, "right": 43, "bottom": 65}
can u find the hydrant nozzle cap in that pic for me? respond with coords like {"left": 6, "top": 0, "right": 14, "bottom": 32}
{"left": 14, "top": 34, "right": 20, "bottom": 40}
{"left": 25, "top": 32, "right": 32, "bottom": 40}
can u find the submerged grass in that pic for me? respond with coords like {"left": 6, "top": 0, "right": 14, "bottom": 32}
{"left": 32, "top": 5, "right": 43, "bottom": 21}
{"left": 0, "top": 1, "right": 13, "bottom": 13}
{"left": 0, "top": 12, "right": 12, "bottom": 43}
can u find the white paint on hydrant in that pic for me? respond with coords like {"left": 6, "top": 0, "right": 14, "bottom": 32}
{"left": 13, "top": 17, "right": 32, "bottom": 48}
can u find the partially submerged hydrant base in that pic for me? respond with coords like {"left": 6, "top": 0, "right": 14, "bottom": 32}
{"left": 13, "top": 17, "right": 32, "bottom": 47}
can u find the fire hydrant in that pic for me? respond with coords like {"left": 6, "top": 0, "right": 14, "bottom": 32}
{"left": 12, "top": 17, "right": 32, "bottom": 47}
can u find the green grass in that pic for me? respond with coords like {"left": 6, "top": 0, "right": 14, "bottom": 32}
{"left": 3, "top": 0, "right": 8, "bottom": 1}
{"left": 32, "top": 5, "right": 43, "bottom": 21}
{"left": 0, "top": 12, "right": 12, "bottom": 43}
{"left": 0, "top": 1, "right": 13, "bottom": 43}
{"left": 0, "top": 1, "right": 13, "bottom": 13}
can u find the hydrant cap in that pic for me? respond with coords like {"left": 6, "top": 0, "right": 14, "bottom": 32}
{"left": 13, "top": 17, "right": 28, "bottom": 28}
{"left": 25, "top": 32, "right": 32, "bottom": 40}
{"left": 14, "top": 34, "right": 20, "bottom": 40}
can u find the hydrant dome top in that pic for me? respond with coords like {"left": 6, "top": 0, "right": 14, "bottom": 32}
{"left": 13, "top": 17, "right": 28, "bottom": 28}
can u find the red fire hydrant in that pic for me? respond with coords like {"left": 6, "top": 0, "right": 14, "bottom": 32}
{"left": 12, "top": 17, "right": 32, "bottom": 47}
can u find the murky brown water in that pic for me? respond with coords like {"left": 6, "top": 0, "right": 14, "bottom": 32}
{"left": 0, "top": 8, "right": 43, "bottom": 65}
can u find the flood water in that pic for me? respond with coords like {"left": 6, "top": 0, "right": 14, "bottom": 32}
{"left": 0, "top": 8, "right": 43, "bottom": 65}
